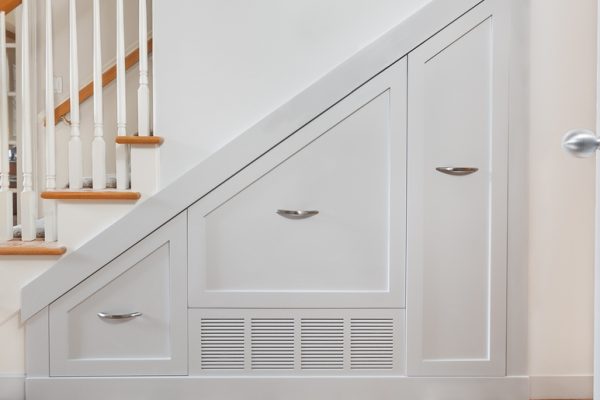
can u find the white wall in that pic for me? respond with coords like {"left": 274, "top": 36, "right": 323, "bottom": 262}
{"left": 528, "top": 0, "right": 596, "bottom": 398}
{"left": 153, "top": 0, "right": 432, "bottom": 187}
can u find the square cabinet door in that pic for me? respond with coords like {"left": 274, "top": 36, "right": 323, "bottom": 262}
{"left": 188, "top": 59, "right": 407, "bottom": 309}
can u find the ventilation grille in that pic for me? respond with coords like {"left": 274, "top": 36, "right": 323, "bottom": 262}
{"left": 200, "top": 318, "right": 245, "bottom": 370}
{"left": 194, "top": 311, "right": 401, "bottom": 374}
{"left": 350, "top": 318, "right": 394, "bottom": 370}
{"left": 251, "top": 318, "right": 295, "bottom": 370}
{"left": 300, "top": 318, "right": 344, "bottom": 370}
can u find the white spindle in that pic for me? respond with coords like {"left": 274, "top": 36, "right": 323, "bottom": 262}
{"left": 0, "top": 12, "right": 13, "bottom": 241}
{"left": 68, "top": 0, "right": 82, "bottom": 189}
{"left": 20, "top": 0, "right": 36, "bottom": 241}
{"left": 116, "top": 0, "right": 129, "bottom": 190}
{"left": 92, "top": 0, "right": 106, "bottom": 189}
{"left": 44, "top": 0, "right": 57, "bottom": 242}
{"left": 138, "top": 0, "right": 150, "bottom": 136}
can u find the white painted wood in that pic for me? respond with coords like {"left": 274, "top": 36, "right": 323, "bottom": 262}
{"left": 188, "top": 309, "right": 405, "bottom": 376}
{"left": 19, "top": 0, "right": 36, "bottom": 242}
{"left": 25, "top": 307, "right": 50, "bottom": 377}
{"left": 55, "top": 201, "right": 135, "bottom": 250}
{"left": 115, "top": 0, "right": 129, "bottom": 190}
{"left": 91, "top": 0, "right": 106, "bottom": 190}
{"left": 20, "top": 0, "right": 498, "bottom": 322}
{"left": 595, "top": 1, "right": 600, "bottom": 398}
{"left": 67, "top": 0, "right": 82, "bottom": 190}
{"left": 130, "top": 146, "right": 159, "bottom": 194}
{"left": 0, "top": 375, "right": 24, "bottom": 400}
{"left": 137, "top": 0, "right": 150, "bottom": 136}
{"left": 24, "top": 376, "right": 529, "bottom": 400}
{"left": 406, "top": 0, "right": 509, "bottom": 377}
{"left": 0, "top": 11, "right": 12, "bottom": 241}
{"left": 49, "top": 212, "right": 187, "bottom": 377}
{"left": 188, "top": 59, "right": 406, "bottom": 309}
{"left": 506, "top": 0, "right": 529, "bottom": 377}
{"left": 44, "top": 0, "right": 57, "bottom": 242}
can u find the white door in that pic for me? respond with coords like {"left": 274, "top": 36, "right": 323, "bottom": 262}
{"left": 561, "top": 4, "right": 600, "bottom": 395}
{"left": 406, "top": 0, "right": 510, "bottom": 377}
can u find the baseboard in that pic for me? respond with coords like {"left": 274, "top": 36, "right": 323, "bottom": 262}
{"left": 26, "top": 376, "right": 529, "bottom": 400}
{"left": 529, "top": 375, "right": 593, "bottom": 399}
{"left": 0, "top": 375, "right": 25, "bottom": 400}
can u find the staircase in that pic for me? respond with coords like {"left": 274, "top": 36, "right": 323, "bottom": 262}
{"left": 0, "top": 0, "right": 158, "bottom": 255}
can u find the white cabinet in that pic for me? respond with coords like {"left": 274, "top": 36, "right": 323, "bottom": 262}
{"left": 406, "top": 4, "right": 509, "bottom": 376}
{"left": 48, "top": 213, "right": 188, "bottom": 377}
{"left": 188, "top": 59, "right": 407, "bottom": 309}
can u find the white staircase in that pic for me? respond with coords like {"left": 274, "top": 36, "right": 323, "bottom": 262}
{"left": 0, "top": 0, "right": 160, "bottom": 255}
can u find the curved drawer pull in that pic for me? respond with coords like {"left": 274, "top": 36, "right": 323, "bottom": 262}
{"left": 436, "top": 167, "right": 479, "bottom": 176}
{"left": 97, "top": 311, "right": 143, "bottom": 320}
{"left": 276, "top": 209, "right": 319, "bottom": 219}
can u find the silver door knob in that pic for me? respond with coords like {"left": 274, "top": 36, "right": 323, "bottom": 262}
{"left": 562, "top": 129, "right": 600, "bottom": 158}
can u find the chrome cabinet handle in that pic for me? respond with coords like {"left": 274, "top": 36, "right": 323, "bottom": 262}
{"left": 436, "top": 167, "right": 479, "bottom": 176}
{"left": 97, "top": 311, "right": 142, "bottom": 320}
{"left": 276, "top": 210, "right": 319, "bottom": 219}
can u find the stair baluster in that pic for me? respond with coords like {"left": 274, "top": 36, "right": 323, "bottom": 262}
{"left": 138, "top": 0, "right": 150, "bottom": 137}
{"left": 20, "top": 0, "right": 36, "bottom": 241}
{"left": 44, "top": 0, "right": 57, "bottom": 241}
{"left": 116, "top": 0, "right": 130, "bottom": 190}
{"left": 68, "top": 0, "right": 82, "bottom": 190}
{"left": 92, "top": 0, "right": 106, "bottom": 190}
{"left": 0, "top": 11, "right": 12, "bottom": 241}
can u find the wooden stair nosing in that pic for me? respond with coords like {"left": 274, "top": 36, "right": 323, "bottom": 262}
{"left": 0, "top": 239, "right": 66, "bottom": 256}
{"left": 115, "top": 136, "right": 164, "bottom": 145}
{"left": 41, "top": 191, "right": 141, "bottom": 201}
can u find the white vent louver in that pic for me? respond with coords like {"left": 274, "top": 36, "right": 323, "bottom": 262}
{"left": 251, "top": 318, "right": 295, "bottom": 370}
{"left": 300, "top": 318, "right": 344, "bottom": 370}
{"left": 194, "top": 310, "right": 402, "bottom": 375}
{"left": 350, "top": 318, "right": 394, "bottom": 370}
{"left": 200, "top": 318, "right": 245, "bottom": 370}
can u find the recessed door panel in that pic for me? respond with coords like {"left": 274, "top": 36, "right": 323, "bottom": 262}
{"left": 407, "top": 1, "right": 509, "bottom": 377}
{"left": 189, "top": 60, "right": 407, "bottom": 309}
{"left": 49, "top": 213, "right": 188, "bottom": 377}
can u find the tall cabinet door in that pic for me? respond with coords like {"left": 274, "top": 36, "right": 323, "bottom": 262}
{"left": 406, "top": 0, "right": 509, "bottom": 377}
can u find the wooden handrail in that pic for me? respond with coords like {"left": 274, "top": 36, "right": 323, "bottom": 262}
{"left": 54, "top": 38, "right": 153, "bottom": 125}
{"left": 0, "top": 0, "right": 21, "bottom": 13}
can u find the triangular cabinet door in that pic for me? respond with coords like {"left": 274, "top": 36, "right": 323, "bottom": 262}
{"left": 49, "top": 213, "right": 188, "bottom": 377}
{"left": 188, "top": 59, "right": 407, "bottom": 309}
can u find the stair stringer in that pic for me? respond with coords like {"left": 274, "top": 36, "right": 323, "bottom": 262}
{"left": 20, "top": 0, "right": 484, "bottom": 321}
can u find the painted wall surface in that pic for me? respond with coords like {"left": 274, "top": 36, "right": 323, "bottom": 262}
{"left": 528, "top": 0, "right": 596, "bottom": 396}
{"left": 153, "top": 0, "right": 433, "bottom": 187}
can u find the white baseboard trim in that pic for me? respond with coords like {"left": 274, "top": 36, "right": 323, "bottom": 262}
{"left": 26, "top": 376, "right": 529, "bottom": 400}
{"left": 0, "top": 375, "right": 25, "bottom": 400}
{"left": 529, "top": 375, "right": 593, "bottom": 399}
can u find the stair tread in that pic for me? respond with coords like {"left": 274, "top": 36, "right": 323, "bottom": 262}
{"left": 41, "top": 190, "right": 141, "bottom": 201}
{"left": 115, "top": 136, "right": 163, "bottom": 145}
{"left": 0, "top": 239, "right": 66, "bottom": 256}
